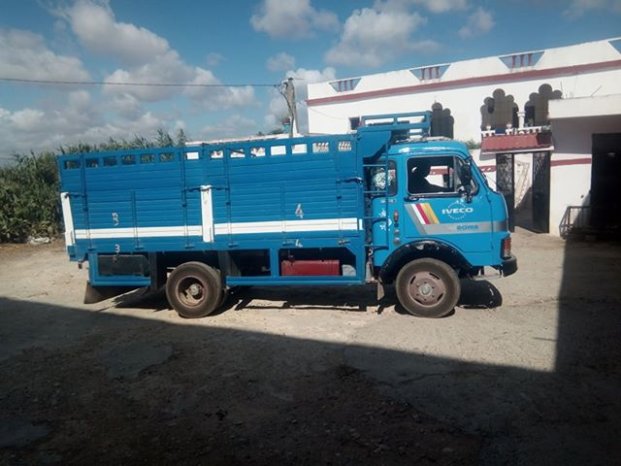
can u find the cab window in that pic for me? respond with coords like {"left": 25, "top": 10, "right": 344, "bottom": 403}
{"left": 368, "top": 160, "right": 397, "bottom": 196}
{"left": 408, "top": 156, "right": 477, "bottom": 196}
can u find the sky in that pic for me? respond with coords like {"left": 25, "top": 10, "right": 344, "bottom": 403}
{"left": 0, "top": 0, "right": 620, "bottom": 161}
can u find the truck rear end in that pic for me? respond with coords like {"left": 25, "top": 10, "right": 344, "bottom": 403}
{"left": 58, "top": 134, "right": 370, "bottom": 316}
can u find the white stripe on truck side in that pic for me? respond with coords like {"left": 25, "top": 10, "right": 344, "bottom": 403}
{"left": 73, "top": 217, "right": 360, "bottom": 240}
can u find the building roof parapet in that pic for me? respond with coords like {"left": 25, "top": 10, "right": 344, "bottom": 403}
{"left": 307, "top": 38, "right": 621, "bottom": 104}
{"left": 499, "top": 50, "right": 544, "bottom": 71}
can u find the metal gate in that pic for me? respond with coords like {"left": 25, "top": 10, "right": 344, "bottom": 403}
{"left": 496, "top": 153, "right": 515, "bottom": 231}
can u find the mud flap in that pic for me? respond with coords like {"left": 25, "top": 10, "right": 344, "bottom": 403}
{"left": 376, "top": 281, "right": 385, "bottom": 301}
{"left": 83, "top": 282, "right": 138, "bottom": 304}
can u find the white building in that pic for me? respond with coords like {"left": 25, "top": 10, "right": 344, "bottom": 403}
{"left": 307, "top": 38, "right": 621, "bottom": 237}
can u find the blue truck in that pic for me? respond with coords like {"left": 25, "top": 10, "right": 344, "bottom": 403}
{"left": 58, "top": 112, "right": 516, "bottom": 318}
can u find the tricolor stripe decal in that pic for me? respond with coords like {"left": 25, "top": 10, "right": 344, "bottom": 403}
{"left": 406, "top": 203, "right": 503, "bottom": 235}
{"left": 413, "top": 203, "right": 439, "bottom": 225}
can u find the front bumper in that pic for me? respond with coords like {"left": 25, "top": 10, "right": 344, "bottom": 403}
{"left": 501, "top": 255, "right": 518, "bottom": 277}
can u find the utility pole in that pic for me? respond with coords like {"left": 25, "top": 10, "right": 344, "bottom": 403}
{"left": 280, "top": 77, "right": 299, "bottom": 137}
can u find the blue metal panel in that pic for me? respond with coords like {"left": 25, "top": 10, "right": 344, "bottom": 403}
{"left": 58, "top": 136, "right": 366, "bottom": 265}
{"left": 87, "top": 253, "right": 151, "bottom": 287}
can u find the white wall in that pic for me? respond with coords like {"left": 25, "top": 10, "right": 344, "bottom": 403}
{"left": 307, "top": 68, "right": 620, "bottom": 141}
{"left": 549, "top": 115, "right": 621, "bottom": 235}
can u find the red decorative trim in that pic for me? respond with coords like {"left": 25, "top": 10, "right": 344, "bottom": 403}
{"left": 481, "top": 133, "right": 552, "bottom": 152}
{"left": 475, "top": 157, "right": 591, "bottom": 173}
{"left": 307, "top": 60, "right": 621, "bottom": 106}
{"left": 415, "top": 204, "right": 431, "bottom": 224}
{"left": 550, "top": 158, "right": 591, "bottom": 167}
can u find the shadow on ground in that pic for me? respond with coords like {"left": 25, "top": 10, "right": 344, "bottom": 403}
{"left": 0, "top": 297, "right": 478, "bottom": 466}
{"left": 2, "top": 235, "right": 621, "bottom": 466}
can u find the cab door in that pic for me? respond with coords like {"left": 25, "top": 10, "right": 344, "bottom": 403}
{"left": 402, "top": 154, "right": 492, "bottom": 253}
{"left": 366, "top": 158, "right": 398, "bottom": 266}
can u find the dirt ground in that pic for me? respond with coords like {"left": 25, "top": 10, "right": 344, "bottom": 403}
{"left": 1, "top": 230, "right": 620, "bottom": 465}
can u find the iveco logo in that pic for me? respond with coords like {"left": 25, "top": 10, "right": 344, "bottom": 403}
{"left": 442, "top": 202, "right": 473, "bottom": 220}
{"left": 443, "top": 207, "right": 474, "bottom": 215}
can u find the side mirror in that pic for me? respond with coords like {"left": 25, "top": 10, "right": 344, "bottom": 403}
{"left": 459, "top": 163, "right": 473, "bottom": 203}
{"left": 460, "top": 163, "right": 472, "bottom": 186}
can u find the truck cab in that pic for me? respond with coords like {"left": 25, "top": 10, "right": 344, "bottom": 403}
{"left": 361, "top": 114, "right": 516, "bottom": 317}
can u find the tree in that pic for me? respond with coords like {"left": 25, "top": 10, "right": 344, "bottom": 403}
{"left": 175, "top": 128, "right": 187, "bottom": 146}
{"left": 156, "top": 129, "right": 174, "bottom": 147}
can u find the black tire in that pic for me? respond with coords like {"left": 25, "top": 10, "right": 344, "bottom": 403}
{"left": 165, "top": 262, "right": 223, "bottom": 318}
{"left": 395, "top": 258, "right": 460, "bottom": 318}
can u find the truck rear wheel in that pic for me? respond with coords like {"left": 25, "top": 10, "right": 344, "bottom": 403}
{"left": 395, "top": 258, "right": 460, "bottom": 318}
{"left": 166, "top": 262, "right": 223, "bottom": 318}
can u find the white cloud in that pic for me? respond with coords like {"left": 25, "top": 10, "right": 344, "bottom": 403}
{"left": 377, "top": 0, "right": 468, "bottom": 14}
{"left": 417, "top": 0, "right": 468, "bottom": 13}
{"left": 0, "top": 108, "right": 173, "bottom": 156}
{"left": 9, "top": 109, "right": 46, "bottom": 131}
{"left": 66, "top": 0, "right": 169, "bottom": 66}
{"left": 410, "top": 39, "right": 442, "bottom": 53}
{"left": 105, "top": 94, "right": 143, "bottom": 119}
{"left": 2, "top": 90, "right": 100, "bottom": 140}
{"left": 0, "top": 28, "right": 90, "bottom": 82}
{"left": 58, "top": 0, "right": 257, "bottom": 109}
{"left": 563, "top": 0, "right": 621, "bottom": 17}
{"left": 198, "top": 114, "right": 259, "bottom": 140}
{"left": 183, "top": 68, "right": 256, "bottom": 111}
{"left": 102, "top": 51, "right": 194, "bottom": 101}
{"left": 287, "top": 68, "right": 338, "bottom": 92}
{"left": 68, "top": 89, "right": 91, "bottom": 110}
{"left": 251, "top": 0, "right": 339, "bottom": 39}
{"left": 267, "top": 53, "right": 296, "bottom": 72}
{"left": 0, "top": 87, "right": 186, "bottom": 158}
{"left": 325, "top": 7, "right": 429, "bottom": 67}
{"left": 458, "top": 7, "right": 494, "bottom": 38}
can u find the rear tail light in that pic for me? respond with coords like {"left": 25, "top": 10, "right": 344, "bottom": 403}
{"left": 501, "top": 237, "right": 512, "bottom": 259}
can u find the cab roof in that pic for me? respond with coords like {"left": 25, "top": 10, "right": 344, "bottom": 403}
{"left": 387, "top": 138, "right": 471, "bottom": 157}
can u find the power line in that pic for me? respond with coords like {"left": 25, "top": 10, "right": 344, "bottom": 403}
{"left": 0, "top": 77, "right": 279, "bottom": 88}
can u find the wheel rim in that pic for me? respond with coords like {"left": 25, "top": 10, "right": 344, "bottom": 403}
{"left": 407, "top": 271, "right": 446, "bottom": 307}
{"left": 177, "top": 276, "right": 207, "bottom": 308}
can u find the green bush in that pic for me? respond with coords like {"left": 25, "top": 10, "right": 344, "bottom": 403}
{"left": 0, "top": 153, "right": 60, "bottom": 242}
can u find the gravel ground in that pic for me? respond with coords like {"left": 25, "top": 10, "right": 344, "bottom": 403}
{"left": 0, "top": 230, "right": 620, "bottom": 465}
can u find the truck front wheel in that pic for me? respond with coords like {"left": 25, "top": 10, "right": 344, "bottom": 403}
{"left": 395, "top": 258, "right": 460, "bottom": 318}
{"left": 166, "top": 262, "right": 223, "bottom": 318}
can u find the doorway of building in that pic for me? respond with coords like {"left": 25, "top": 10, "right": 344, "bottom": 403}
{"left": 591, "top": 133, "right": 621, "bottom": 236}
{"left": 531, "top": 153, "right": 551, "bottom": 233}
